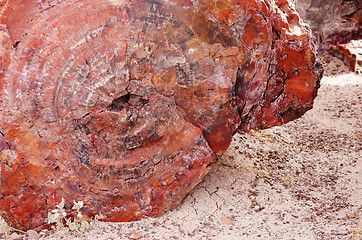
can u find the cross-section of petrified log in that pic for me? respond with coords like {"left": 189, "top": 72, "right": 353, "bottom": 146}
{"left": 0, "top": 0, "right": 322, "bottom": 230}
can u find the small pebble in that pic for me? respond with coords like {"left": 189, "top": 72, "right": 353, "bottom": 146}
{"left": 129, "top": 232, "right": 142, "bottom": 239}
{"left": 9, "top": 232, "right": 20, "bottom": 240}
{"left": 27, "top": 230, "right": 40, "bottom": 240}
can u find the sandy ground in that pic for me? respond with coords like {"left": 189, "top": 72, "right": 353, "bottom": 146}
{"left": 1, "top": 67, "right": 361, "bottom": 239}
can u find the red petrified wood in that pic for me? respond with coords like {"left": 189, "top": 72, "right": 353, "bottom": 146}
{"left": 0, "top": 0, "right": 322, "bottom": 230}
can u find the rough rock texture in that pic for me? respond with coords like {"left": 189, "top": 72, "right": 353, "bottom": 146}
{"left": 0, "top": 0, "right": 322, "bottom": 230}
{"left": 329, "top": 45, "right": 357, "bottom": 72}
{"left": 345, "top": 40, "right": 362, "bottom": 74}
{"left": 295, "top": 0, "right": 362, "bottom": 52}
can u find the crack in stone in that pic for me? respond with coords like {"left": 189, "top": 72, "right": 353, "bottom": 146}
{"left": 189, "top": 194, "right": 199, "bottom": 216}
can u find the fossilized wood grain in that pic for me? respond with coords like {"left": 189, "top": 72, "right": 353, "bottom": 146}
{"left": 0, "top": 0, "right": 322, "bottom": 230}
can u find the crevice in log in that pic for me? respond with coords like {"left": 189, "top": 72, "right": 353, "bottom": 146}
{"left": 107, "top": 94, "right": 131, "bottom": 112}
{"left": 263, "top": 63, "right": 278, "bottom": 100}
{"left": 0, "top": 130, "right": 4, "bottom": 152}
{"left": 271, "top": 87, "right": 286, "bottom": 104}
{"left": 13, "top": 41, "right": 20, "bottom": 48}
{"left": 256, "top": 9, "right": 268, "bottom": 23}
{"left": 81, "top": 112, "right": 92, "bottom": 119}
{"left": 235, "top": 66, "right": 247, "bottom": 115}
{"left": 0, "top": 130, "right": 15, "bottom": 159}
{"left": 272, "top": 27, "right": 281, "bottom": 39}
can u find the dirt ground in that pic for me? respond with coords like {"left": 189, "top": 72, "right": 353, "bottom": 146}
{"left": 1, "top": 57, "right": 362, "bottom": 240}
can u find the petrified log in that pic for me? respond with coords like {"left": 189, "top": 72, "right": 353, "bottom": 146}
{"left": 0, "top": 0, "right": 322, "bottom": 230}
{"left": 295, "top": 0, "right": 362, "bottom": 52}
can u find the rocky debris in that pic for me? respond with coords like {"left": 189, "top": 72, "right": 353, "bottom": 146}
{"left": 322, "top": 40, "right": 362, "bottom": 76}
{"left": 328, "top": 45, "right": 357, "bottom": 72}
{"left": 0, "top": 0, "right": 321, "bottom": 230}
{"left": 345, "top": 40, "right": 362, "bottom": 74}
{"left": 26, "top": 230, "right": 40, "bottom": 240}
{"left": 295, "top": 0, "right": 361, "bottom": 52}
{"left": 295, "top": 0, "right": 362, "bottom": 75}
